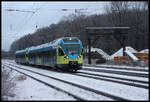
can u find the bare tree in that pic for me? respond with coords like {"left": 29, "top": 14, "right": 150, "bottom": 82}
{"left": 105, "top": 1, "right": 130, "bottom": 26}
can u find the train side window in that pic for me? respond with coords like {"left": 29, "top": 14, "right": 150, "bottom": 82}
{"left": 58, "top": 48, "right": 64, "bottom": 56}
{"left": 81, "top": 48, "right": 83, "bottom": 55}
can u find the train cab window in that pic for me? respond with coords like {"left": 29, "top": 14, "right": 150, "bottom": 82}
{"left": 58, "top": 48, "right": 64, "bottom": 56}
{"left": 63, "top": 38, "right": 78, "bottom": 43}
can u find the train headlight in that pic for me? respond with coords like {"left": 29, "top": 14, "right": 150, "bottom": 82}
{"left": 64, "top": 56, "right": 69, "bottom": 59}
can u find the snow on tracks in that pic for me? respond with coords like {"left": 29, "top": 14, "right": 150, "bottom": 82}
{"left": 2, "top": 60, "right": 149, "bottom": 100}
{"left": 3, "top": 63, "right": 116, "bottom": 100}
{"left": 82, "top": 66, "right": 148, "bottom": 78}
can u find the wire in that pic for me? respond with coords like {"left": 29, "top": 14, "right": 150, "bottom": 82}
{"left": 15, "top": 2, "right": 46, "bottom": 37}
{"left": 13, "top": 3, "right": 35, "bottom": 38}
{"left": 4, "top": 2, "right": 109, "bottom": 39}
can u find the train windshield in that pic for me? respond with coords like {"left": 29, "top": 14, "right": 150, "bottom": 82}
{"left": 63, "top": 38, "right": 78, "bottom": 43}
{"left": 64, "top": 44, "right": 80, "bottom": 55}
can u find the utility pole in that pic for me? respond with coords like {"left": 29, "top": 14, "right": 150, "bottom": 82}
{"left": 88, "top": 37, "right": 91, "bottom": 64}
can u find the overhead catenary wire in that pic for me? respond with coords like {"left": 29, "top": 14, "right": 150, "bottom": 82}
{"left": 4, "top": 2, "right": 110, "bottom": 39}
{"left": 3, "top": 3, "right": 46, "bottom": 41}
{"left": 14, "top": 3, "right": 36, "bottom": 37}
{"left": 15, "top": 2, "right": 46, "bottom": 38}
{"left": 3, "top": 3, "right": 36, "bottom": 40}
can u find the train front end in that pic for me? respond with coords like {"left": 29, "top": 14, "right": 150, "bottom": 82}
{"left": 57, "top": 37, "right": 83, "bottom": 71}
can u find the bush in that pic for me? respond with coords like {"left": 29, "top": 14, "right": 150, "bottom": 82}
{"left": 2, "top": 66, "right": 16, "bottom": 100}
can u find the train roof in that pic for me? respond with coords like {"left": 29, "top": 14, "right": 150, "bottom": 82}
{"left": 15, "top": 37, "right": 80, "bottom": 54}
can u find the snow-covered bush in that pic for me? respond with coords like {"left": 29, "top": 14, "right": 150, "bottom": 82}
{"left": 1, "top": 66, "right": 16, "bottom": 100}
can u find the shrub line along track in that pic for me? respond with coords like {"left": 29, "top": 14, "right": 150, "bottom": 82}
{"left": 82, "top": 68, "right": 148, "bottom": 78}
{"left": 5, "top": 62, "right": 149, "bottom": 89}
{"left": 3, "top": 63, "right": 129, "bottom": 101}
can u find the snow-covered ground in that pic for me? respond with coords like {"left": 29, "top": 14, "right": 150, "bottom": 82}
{"left": 3, "top": 63, "right": 113, "bottom": 100}
{"left": 79, "top": 69, "right": 148, "bottom": 84}
{"left": 2, "top": 60, "right": 149, "bottom": 100}
{"left": 2, "top": 65, "right": 76, "bottom": 100}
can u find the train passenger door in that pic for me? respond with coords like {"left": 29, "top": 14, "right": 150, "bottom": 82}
{"left": 57, "top": 46, "right": 65, "bottom": 64}
{"left": 25, "top": 53, "right": 29, "bottom": 64}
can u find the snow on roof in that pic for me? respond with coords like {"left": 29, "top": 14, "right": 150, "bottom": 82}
{"left": 15, "top": 49, "right": 26, "bottom": 54}
{"left": 27, "top": 38, "right": 63, "bottom": 52}
{"left": 28, "top": 43, "right": 51, "bottom": 51}
{"left": 89, "top": 46, "right": 139, "bottom": 60}
{"left": 110, "top": 46, "right": 138, "bottom": 59}
{"left": 91, "top": 47, "right": 111, "bottom": 60}
{"left": 125, "top": 46, "right": 138, "bottom": 53}
{"left": 110, "top": 48, "right": 123, "bottom": 58}
{"left": 139, "top": 49, "right": 149, "bottom": 53}
{"left": 125, "top": 50, "right": 139, "bottom": 61}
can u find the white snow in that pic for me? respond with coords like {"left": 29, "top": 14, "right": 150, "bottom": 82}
{"left": 2, "top": 65, "right": 75, "bottom": 100}
{"left": 91, "top": 48, "right": 111, "bottom": 60}
{"left": 77, "top": 71, "right": 148, "bottom": 87}
{"left": 94, "top": 64, "right": 149, "bottom": 69}
{"left": 125, "top": 46, "right": 138, "bottom": 53}
{"left": 90, "top": 46, "right": 141, "bottom": 61}
{"left": 110, "top": 46, "right": 138, "bottom": 60}
{"left": 139, "top": 49, "right": 149, "bottom": 53}
{"left": 16, "top": 38, "right": 63, "bottom": 53}
{"left": 125, "top": 50, "right": 138, "bottom": 61}
{"left": 83, "top": 66, "right": 149, "bottom": 74}
{"left": 79, "top": 69, "right": 148, "bottom": 82}
{"left": 5, "top": 64, "right": 113, "bottom": 100}
{"left": 3, "top": 61, "right": 148, "bottom": 100}
{"left": 2, "top": 59, "right": 149, "bottom": 100}
{"left": 15, "top": 49, "right": 26, "bottom": 54}
{"left": 17, "top": 37, "right": 80, "bottom": 53}
{"left": 18, "top": 65, "right": 148, "bottom": 100}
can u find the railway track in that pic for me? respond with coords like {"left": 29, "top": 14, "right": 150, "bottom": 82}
{"left": 74, "top": 72, "right": 148, "bottom": 89}
{"left": 82, "top": 67, "right": 148, "bottom": 78}
{"left": 4, "top": 61, "right": 149, "bottom": 89}
{"left": 3, "top": 63, "right": 129, "bottom": 101}
{"left": 3, "top": 64, "right": 84, "bottom": 101}
{"left": 84, "top": 65, "right": 148, "bottom": 72}
{"left": 77, "top": 71, "right": 148, "bottom": 84}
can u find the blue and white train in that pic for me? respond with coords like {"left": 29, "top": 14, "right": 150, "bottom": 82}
{"left": 15, "top": 37, "right": 83, "bottom": 72}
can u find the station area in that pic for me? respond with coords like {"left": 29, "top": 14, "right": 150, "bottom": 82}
{"left": 84, "top": 46, "right": 149, "bottom": 67}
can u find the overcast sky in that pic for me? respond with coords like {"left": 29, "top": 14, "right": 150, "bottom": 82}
{"left": 2, "top": 1, "right": 110, "bottom": 51}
